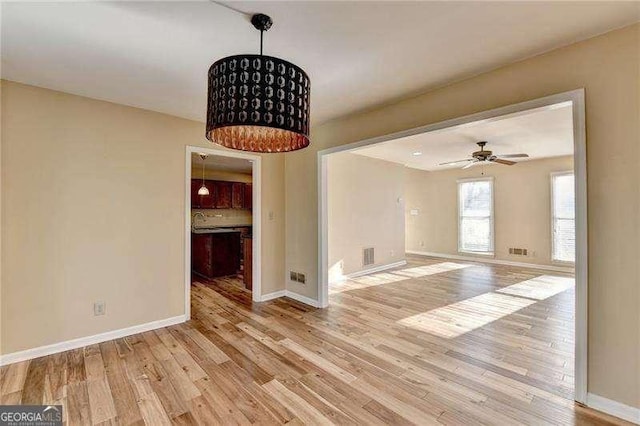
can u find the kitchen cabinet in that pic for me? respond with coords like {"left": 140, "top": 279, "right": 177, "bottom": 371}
{"left": 215, "top": 181, "right": 232, "bottom": 209}
{"left": 243, "top": 235, "right": 252, "bottom": 290}
{"left": 192, "top": 231, "right": 241, "bottom": 279}
{"left": 191, "top": 179, "right": 251, "bottom": 210}
{"left": 243, "top": 183, "right": 252, "bottom": 210}
{"left": 232, "top": 182, "right": 244, "bottom": 209}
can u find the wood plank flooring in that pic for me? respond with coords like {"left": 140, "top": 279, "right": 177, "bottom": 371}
{"left": 0, "top": 255, "right": 630, "bottom": 425}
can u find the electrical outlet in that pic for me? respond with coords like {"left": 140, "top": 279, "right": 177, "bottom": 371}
{"left": 298, "top": 273, "right": 306, "bottom": 284}
{"left": 390, "top": 250, "right": 395, "bottom": 257}
{"left": 420, "top": 241, "right": 425, "bottom": 247}
{"left": 268, "top": 211, "right": 274, "bottom": 221}
{"left": 94, "top": 301, "right": 106, "bottom": 316}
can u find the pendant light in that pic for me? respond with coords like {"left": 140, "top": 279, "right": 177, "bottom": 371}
{"left": 206, "top": 13, "right": 310, "bottom": 153}
{"left": 197, "top": 154, "right": 210, "bottom": 196}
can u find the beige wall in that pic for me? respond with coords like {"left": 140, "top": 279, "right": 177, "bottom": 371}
{"left": 405, "top": 156, "right": 574, "bottom": 266}
{"left": 0, "top": 81, "right": 286, "bottom": 355}
{"left": 285, "top": 24, "right": 639, "bottom": 407}
{"left": 327, "top": 153, "right": 405, "bottom": 282}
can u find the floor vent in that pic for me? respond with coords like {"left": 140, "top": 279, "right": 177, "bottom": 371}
{"left": 363, "top": 247, "right": 375, "bottom": 266}
{"left": 509, "top": 248, "right": 528, "bottom": 256}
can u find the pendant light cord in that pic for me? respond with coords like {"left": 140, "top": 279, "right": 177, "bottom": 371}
{"left": 260, "top": 30, "right": 264, "bottom": 55}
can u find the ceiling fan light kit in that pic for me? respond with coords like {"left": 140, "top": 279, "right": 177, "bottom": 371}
{"left": 206, "top": 13, "right": 311, "bottom": 153}
{"left": 439, "top": 141, "right": 529, "bottom": 170}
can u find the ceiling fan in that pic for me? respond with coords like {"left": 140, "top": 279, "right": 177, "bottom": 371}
{"left": 439, "top": 141, "right": 529, "bottom": 169}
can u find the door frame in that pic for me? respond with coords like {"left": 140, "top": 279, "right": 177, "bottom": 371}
{"left": 317, "top": 89, "right": 587, "bottom": 403}
{"left": 185, "top": 145, "right": 262, "bottom": 319}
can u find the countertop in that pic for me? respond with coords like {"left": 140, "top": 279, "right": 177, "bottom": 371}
{"left": 192, "top": 225, "right": 251, "bottom": 234}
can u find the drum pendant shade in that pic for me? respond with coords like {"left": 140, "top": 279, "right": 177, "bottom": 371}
{"left": 206, "top": 14, "right": 310, "bottom": 153}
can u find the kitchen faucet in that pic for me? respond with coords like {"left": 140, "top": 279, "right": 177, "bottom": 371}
{"left": 192, "top": 212, "right": 206, "bottom": 230}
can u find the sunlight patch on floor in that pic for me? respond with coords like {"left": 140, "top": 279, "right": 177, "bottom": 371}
{"left": 496, "top": 275, "right": 574, "bottom": 300}
{"left": 392, "top": 262, "right": 473, "bottom": 278}
{"left": 398, "top": 292, "right": 536, "bottom": 338}
{"left": 330, "top": 262, "right": 473, "bottom": 294}
{"left": 398, "top": 274, "right": 574, "bottom": 338}
{"left": 330, "top": 272, "right": 407, "bottom": 294}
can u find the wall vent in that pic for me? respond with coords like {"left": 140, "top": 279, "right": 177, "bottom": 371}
{"left": 509, "top": 248, "right": 528, "bottom": 256}
{"left": 289, "top": 271, "right": 306, "bottom": 284}
{"left": 363, "top": 247, "right": 375, "bottom": 266}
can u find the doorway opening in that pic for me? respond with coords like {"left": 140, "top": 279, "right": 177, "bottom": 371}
{"left": 318, "top": 90, "right": 586, "bottom": 403}
{"left": 184, "top": 146, "right": 262, "bottom": 319}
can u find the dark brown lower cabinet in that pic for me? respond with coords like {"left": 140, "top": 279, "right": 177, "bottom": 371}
{"left": 243, "top": 235, "right": 252, "bottom": 291}
{"left": 192, "top": 232, "right": 241, "bottom": 279}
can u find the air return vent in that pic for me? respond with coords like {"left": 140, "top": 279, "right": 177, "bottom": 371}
{"left": 363, "top": 247, "right": 375, "bottom": 266}
{"left": 509, "top": 248, "right": 528, "bottom": 256}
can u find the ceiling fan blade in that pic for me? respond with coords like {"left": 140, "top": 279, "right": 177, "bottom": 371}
{"left": 462, "top": 160, "right": 480, "bottom": 169}
{"left": 496, "top": 153, "right": 529, "bottom": 158}
{"left": 439, "top": 159, "right": 473, "bottom": 166}
{"left": 493, "top": 158, "right": 516, "bottom": 166}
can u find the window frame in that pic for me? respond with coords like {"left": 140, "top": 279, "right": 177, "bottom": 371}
{"left": 457, "top": 176, "right": 495, "bottom": 256}
{"left": 550, "top": 171, "right": 576, "bottom": 265}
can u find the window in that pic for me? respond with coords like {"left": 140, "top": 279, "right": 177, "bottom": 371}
{"left": 551, "top": 172, "right": 575, "bottom": 263}
{"left": 458, "top": 178, "right": 494, "bottom": 254}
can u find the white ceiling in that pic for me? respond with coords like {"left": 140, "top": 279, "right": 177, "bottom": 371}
{"left": 192, "top": 152, "right": 252, "bottom": 173}
{"left": 2, "top": 2, "right": 638, "bottom": 125}
{"left": 352, "top": 102, "right": 574, "bottom": 171}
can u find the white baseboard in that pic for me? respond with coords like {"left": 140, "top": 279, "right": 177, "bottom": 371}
{"left": 406, "top": 250, "right": 574, "bottom": 273}
{"left": 331, "top": 260, "right": 407, "bottom": 283}
{"left": 259, "top": 290, "right": 286, "bottom": 302}
{"left": 283, "top": 290, "right": 322, "bottom": 308}
{"left": 257, "top": 289, "right": 322, "bottom": 308}
{"left": 0, "top": 315, "right": 186, "bottom": 366}
{"left": 587, "top": 393, "right": 640, "bottom": 424}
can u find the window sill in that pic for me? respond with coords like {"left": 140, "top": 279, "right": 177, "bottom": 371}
{"left": 552, "top": 260, "right": 575, "bottom": 266}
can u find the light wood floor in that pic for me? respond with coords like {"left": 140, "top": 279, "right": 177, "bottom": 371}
{"left": 0, "top": 255, "right": 629, "bottom": 425}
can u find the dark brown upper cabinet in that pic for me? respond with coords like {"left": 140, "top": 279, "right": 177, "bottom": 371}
{"left": 214, "top": 181, "right": 232, "bottom": 209}
{"left": 232, "top": 182, "right": 244, "bottom": 209}
{"left": 191, "top": 179, "right": 252, "bottom": 210}
{"left": 243, "top": 183, "right": 253, "bottom": 210}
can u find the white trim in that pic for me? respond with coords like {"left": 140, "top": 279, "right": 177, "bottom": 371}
{"left": 318, "top": 89, "right": 587, "bottom": 403}
{"left": 256, "top": 289, "right": 322, "bottom": 308}
{"left": 572, "top": 90, "right": 588, "bottom": 403}
{"left": 586, "top": 393, "right": 640, "bottom": 424}
{"left": 457, "top": 176, "right": 495, "bottom": 255}
{"left": 317, "top": 152, "right": 329, "bottom": 308}
{"left": 283, "top": 290, "right": 322, "bottom": 308}
{"left": 330, "top": 260, "right": 407, "bottom": 283}
{"left": 0, "top": 315, "right": 186, "bottom": 366}
{"left": 259, "top": 290, "right": 286, "bottom": 302}
{"left": 407, "top": 250, "right": 575, "bottom": 273}
{"left": 185, "top": 146, "right": 263, "bottom": 319}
